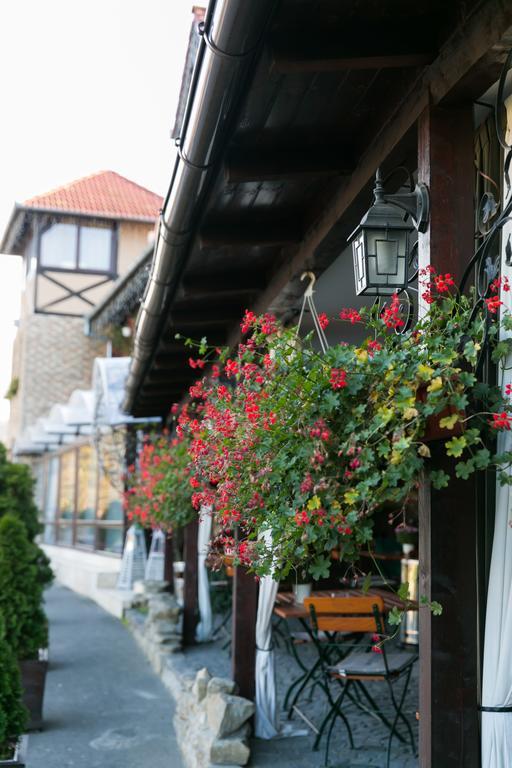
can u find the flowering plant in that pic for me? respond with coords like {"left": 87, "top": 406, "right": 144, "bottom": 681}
{"left": 175, "top": 267, "right": 512, "bottom": 584}
{"left": 124, "top": 427, "right": 195, "bottom": 532}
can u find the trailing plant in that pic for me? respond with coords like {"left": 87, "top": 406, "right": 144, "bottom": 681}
{"left": 0, "top": 614, "right": 27, "bottom": 760}
{"left": 0, "top": 515, "right": 49, "bottom": 660}
{"left": 177, "top": 268, "right": 512, "bottom": 584}
{"left": 124, "top": 427, "right": 196, "bottom": 532}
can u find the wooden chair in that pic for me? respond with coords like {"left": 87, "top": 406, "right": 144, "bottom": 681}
{"left": 303, "top": 595, "right": 417, "bottom": 767}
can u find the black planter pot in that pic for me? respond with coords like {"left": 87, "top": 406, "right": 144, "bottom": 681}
{"left": 19, "top": 653, "right": 47, "bottom": 731}
{"left": 0, "top": 735, "right": 28, "bottom": 766}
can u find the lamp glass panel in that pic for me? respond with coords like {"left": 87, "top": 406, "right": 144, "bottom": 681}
{"left": 375, "top": 239, "right": 399, "bottom": 275}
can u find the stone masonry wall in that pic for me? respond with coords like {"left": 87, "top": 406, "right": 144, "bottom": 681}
{"left": 10, "top": 313, "right": 105, "bottom": 437}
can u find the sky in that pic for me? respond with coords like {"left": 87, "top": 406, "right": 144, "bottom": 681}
{"left": 0, "top": 0, "right": 199, "bottom": 423}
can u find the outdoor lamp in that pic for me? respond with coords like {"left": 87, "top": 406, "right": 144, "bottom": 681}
{"left": 348, "top": 167, "right": 430, "bottom": 296}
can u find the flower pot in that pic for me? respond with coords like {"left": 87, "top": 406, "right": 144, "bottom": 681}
{"left": 19, "top": 652, "right": 47, "bottom": 731}
{"left": 417, "top": 385, "right": 465, "bottom": 442}
{"left": 0, "top": 735, "right": 28, "bottom": 766}
{"left": 293, "top": 583, "right": 312, "bottom": 603}
{"left": 401, "top": 543, "right": 415, "bottom": 557}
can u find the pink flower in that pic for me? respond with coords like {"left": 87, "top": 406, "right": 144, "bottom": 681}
{"left": 339, "top": 308, "right": 362, "bottom": 324}
{"left": 330, "top": 368, "right": 347, "bottom": 390}
{"left": 318, "top": 312, "right": 329, "bottom": 330}
{"left": 381, "top": 293, "right": 404, "bottom": 329}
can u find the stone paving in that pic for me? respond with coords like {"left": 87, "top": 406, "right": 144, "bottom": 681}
{"left": 182, "top": 613, "right": 419, "bottom": 768}
{"left": 27, "top": 585, "right": 183, "bottom": 768}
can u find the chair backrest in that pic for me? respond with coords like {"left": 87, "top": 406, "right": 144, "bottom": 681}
{"left": 303, "top": 596, "right": 384, "bottom": 633}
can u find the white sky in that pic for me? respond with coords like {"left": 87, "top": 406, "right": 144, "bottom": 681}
{"left": 0, "top": 0, "right": 199, "bottom": 424}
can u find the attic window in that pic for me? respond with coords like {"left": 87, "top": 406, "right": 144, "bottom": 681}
{"left": 39, "top": 220, "right": 116, "bottom": 274}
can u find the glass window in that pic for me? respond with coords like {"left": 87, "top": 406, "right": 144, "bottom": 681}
{"left": 79, "top": 226, "right": 112, "bottom": 271}
{"left": 96, "top": 527, "right": 123, "bottom": 554}
{"left": 75, "top": 524, "right": 96, "bottom": 549}
{"left": 58, "top": 451, "right": 76, "bottom": 521}
{"left": 77, "top": 445, "right": 97, "bottom": 520}
{"left": 40, "top": 223, "right": 77, "bottom": 269}
{"left": 97, "top": 472, "right": 123, "bottom": 522}
{"left": 44, "top": 457, "right": 59, "bottom": 523}
{"left": 57, "top": 524, "right": 73, "bottom": 546}
{"left": 43, "top": 524, "right": 57, "bottom": 546}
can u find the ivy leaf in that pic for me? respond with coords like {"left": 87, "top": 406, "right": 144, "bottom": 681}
{"left": 445, "top": 436, "right": 467, "bottom": 457}
{"left": 420, "top": 596, "right": 443, "bottom": 616}
{"left": 430, "top": 469, "right": 450, "bottom": 489}
{"left": 199, "top": 336, "right": 208, "bottom": 355}
{"left": 362, "top": 573, "right": 372, "bottom": 594}
{"left": 388, "top": 607, "right": 403, "bottom": 626}
{"left": 307, "top": 495, "right": 321, "bottom": 511}
{"left": 455, "top": 459, "right": 475, "bottom": 480}
{"left": 397, "top": 582, "right": 410, "bottom": 601}
{"left": 474, "top": 448, "right": 491, "bottom": 470}
{"left": 439, "top": 413, "right": 460, "bottom": 430}
{"left": 309, "top": 556, "right": 331, "bottom": 581}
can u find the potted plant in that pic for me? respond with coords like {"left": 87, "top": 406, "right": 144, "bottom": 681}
{"left": 394, "top": 524, "right": 418, "bottom": 557}
{"left": 0, "top": 516, "right": 50, "bottom": 730}
{"left": 0, "top": 615, "right": 28, "bottom": 766}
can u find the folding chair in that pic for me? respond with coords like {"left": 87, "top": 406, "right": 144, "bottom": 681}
{"left": 304, "top": 596, "right": 418, "bottom": 768}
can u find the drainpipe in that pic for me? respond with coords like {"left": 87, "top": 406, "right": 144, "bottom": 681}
{"left": 123, "top": 0, "right": 277, "bottom": 413}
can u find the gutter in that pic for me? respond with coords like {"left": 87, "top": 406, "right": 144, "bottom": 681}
{"left": 122, "top": 0, "right": 277, "bottom": 413}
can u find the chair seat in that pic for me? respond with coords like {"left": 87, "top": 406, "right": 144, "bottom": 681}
{"left": 291, "top": 630, "right": 328, "bottom": 644}
{"left": 331, "top": 650, "right": 418, "bottom": 678}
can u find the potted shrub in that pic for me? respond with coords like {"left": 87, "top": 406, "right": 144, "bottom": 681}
{"left": 0, "top": 516, "right": 50, "bottom": 730}
{"left": 0, "top": 615, "right": 28, "bottom": 765}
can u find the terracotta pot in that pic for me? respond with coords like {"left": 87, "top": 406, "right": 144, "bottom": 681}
{"left": 0, "top": 735, "right": 28, "bottom": 766}
{"left": 417, "top": 385, "right": 465, "bottom": 442}
{"left": 222, "top": 555, "right": 234, "bottom": 578}
{"left": 19, "top": 655, "right": 47, "bottom": 731}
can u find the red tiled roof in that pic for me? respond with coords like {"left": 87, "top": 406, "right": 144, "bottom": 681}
{"left": 23, "top": 170, "right": 163, "bottom": 222}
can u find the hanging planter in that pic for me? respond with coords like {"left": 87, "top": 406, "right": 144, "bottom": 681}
{"left": 416, "top": 384, "right": 465, "bottom": 442}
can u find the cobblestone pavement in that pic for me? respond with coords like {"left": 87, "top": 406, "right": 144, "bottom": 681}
{"left": 27, "top": 585, "right": 183, "bottom": 768}
{"left": 185, "top": 613, "right": 419, "bottom": 768}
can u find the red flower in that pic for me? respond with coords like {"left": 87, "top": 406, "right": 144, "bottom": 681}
{"left": 188, "top": 357, "right": 205, "bottom": 369}
{"left": 433, "top": 273, "right": 455, "bottom": 293}
{"left": 381, "top": 293, "right": 404, "bottom": 329}
{"left": 506, "top": 383, "right": 512, "bottom": 396}
{"left": 490, "top": 276, "right": 510, "bottom": 293}
{"left": 225, "top": 359, "right": 239, "bottom": 378}
{"left": 486, "top": 295, "right": 503, "bottom": 314}
{"left": 367, "top": 340, "right": 382, "bottom": 356}
{"left": 318, "top": 312, "right": 329, "bottom": 330}
{"left": 330, "top": 368, "right": 347, "bottom": 390}
{"left": 241, "top": 309, "right": 257, "bottom": 334}
{"left": 339, "top": 308, "right": 362, "bottom": 324}
{"left": 490, "top": 412, "right": 512, "bottom": 430}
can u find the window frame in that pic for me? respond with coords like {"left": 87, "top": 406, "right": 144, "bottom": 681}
{"left": 37, "top": 216, "right": 118, "bottom": 276}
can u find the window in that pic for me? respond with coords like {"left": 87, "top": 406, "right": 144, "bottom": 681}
{"left": 42, "top": 445, "right": 124, "bottom": 556}
{"left": 39, "top": 220, "right": 115, "bottom": 273}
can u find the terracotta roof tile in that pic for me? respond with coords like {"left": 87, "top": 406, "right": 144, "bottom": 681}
{"left": 23, "top": 170, "right": 163, "bottom": 222}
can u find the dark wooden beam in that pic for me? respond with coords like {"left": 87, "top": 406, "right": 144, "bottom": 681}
{"left": 417, "top": 104, "right": 479, "bottom": 768}
{"left": 253, "top": 0, "right": 512, "bottom": 318}
{"left": 145, "top": 371, "right": 192, "bottom": 385}
{"left": 231, "top": 565, "right": 258, "bottom": 701}
{"left": 183, "top": 518, "right": 199, "bottom": 646}
{"left": 181, "top": 271, "right": 267, "bottom": 298}
{"left": 164, "top": 533, "right": 174, "bottom": 594}
{"left": 225, "top": 146, "right": 353, "bottom": 183}
{"left": 273, "top": 51, "right": 434, "bottom": 74}
{"left": 200, "top": 214, "right": 302, "bottom": 248}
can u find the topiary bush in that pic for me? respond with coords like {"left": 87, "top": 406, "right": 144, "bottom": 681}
{"left": 0, "top": 614, "right": 27, "bottom": 759}
{"left": 0, "top": 515, "right": 49, "bottom": 660}
{"left": 0, "top": 444, "right": 40, "bottom": 540}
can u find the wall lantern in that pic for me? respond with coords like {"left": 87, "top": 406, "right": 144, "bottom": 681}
{"left": 348, "top": 167, "right": 430, "bottom": 296}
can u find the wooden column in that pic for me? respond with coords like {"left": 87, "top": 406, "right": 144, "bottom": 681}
{"left": 417, "top": 105, "right": 480, "bottom": 767}
{"left": 182, "top": 517, "right": 199, "bottom": 646}
{"left": 231, "top": 565, "right": 258, "bottom": 700}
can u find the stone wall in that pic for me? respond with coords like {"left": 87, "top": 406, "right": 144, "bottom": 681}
{"left": 127, "top": 584, "right": 254, "bottom": 768}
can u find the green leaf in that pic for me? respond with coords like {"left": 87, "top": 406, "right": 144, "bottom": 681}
{"left": 445, "top": 436, "right": 467, "bottom": 458}
{"left": 455, "top": 459, "right": 475, "bottom": 480}
{"left": 430, "top": 469, "right": 450, "bottom": 490}
{"left": 362, "top": 573, "right": 372, "bottom": 595}
{"left": 397, "top": 582, "right": 410, "bottom": 601}
{"left": 309, "top": 556, "right": 331, "bottom": 581}
{"left": 474, "top": 448, "right": 491, "bottom": 470}
{"left": 388, "top": 607, "right": 403, "bottom": 626}
{"left": 439, "top": 413, "right": 460, "bottom": 430}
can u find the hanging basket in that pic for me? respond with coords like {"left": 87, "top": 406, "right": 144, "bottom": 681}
{"left": 417, "top": 384, "right": 465, "bottom": 443}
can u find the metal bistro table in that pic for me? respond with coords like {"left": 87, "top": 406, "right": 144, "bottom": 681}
{"left": 274, "top": 587, "right": 417, "bottom": 721}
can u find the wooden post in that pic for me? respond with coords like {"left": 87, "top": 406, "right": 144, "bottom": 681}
{"left": 231, "top": 565, "right": 258, "bottom": 700}
{"left": 417, "top": 105, "right": 480, "bottom": 767}
{"left": 182, "top": 517, "right": 199, "bottom": 646}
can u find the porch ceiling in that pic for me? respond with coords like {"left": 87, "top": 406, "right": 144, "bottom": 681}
{"left": 128, "top": 0, "right": 512, "bottom": 417}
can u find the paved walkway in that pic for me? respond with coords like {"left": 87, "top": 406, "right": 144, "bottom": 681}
{"left": 27, "top": 585, "right": 183, "bottom": 768}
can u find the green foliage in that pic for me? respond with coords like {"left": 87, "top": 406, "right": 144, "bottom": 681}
{"left": 0, "top": 444, "right": 41, "bottom": 540}
{"left": 0, "top": 515, "right": 49, "bottom": 660}
{"left": 0, "top": 614, "right": 27, "bottom": 759}
{"left": 4, "top": 377, "right": 18, "bottom": 400}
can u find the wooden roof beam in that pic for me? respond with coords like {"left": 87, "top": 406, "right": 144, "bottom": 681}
{"left": 180, "top": 271, "right": 267, "bottom": 298}
{"left": 272, "top": 51, "right": 434, "bottom": 74}
{"left": 199, "top": 213, "right": 302, "bottom": 248}
{"left": 225, "top": 146, "right": 354, "bottom": 182}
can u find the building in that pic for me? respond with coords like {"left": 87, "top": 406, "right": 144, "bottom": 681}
{"left": 0, "top": 170, "right": 162, "bottom": 448}
{"left": 118, "top": 1, "right": 512, "bottom": 765}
